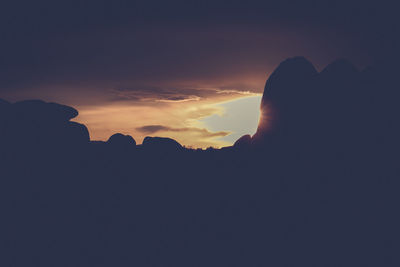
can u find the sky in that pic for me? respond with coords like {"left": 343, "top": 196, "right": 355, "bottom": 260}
{"left": 0, "top": 0, "right": 397, "bottom": 147}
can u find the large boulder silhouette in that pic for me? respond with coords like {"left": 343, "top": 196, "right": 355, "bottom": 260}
{"left": 0, "top": 99, "right": 89, "bottom": 150}
{"left": 142, "top": 136, "right": 183, "bottom": 152}
{"left": 317, "top": 59, "right": 359, "bottom": 112}
{"left": 62, "top": 121, "right": 90, "bottom": 145}
{"left": 12, "top": 100, "right": 78, "bottom": 122}
{"left": 253, "top": 57, "right": 317, "bottom": 143}
{"left": 319, "top": 59, "right": 358, "bottom": 79}
{"left": 250, "top": 56, "right": 400, "bottom": 165}
{"left": 107, "top": 133, "right": 136, "bottom": 147}
{"left": 233, "top": 134, "right": 252, "bottom": 149}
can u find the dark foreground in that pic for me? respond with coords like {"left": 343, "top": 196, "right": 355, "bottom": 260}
{"left": 1, "top": 57, "right": 399, "bottom": 266}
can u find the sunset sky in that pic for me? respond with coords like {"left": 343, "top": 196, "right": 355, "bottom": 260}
{"left": 1, "top": 0, "right": 395, "bottom": 147}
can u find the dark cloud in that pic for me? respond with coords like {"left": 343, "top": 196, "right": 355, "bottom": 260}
{"left": 136, "top": 124, "right": 230, "bottom": 138}
{"left": 110, "top": 85, "right": 258, "bottom": 103}
{"left": 110, "top": 86, "right": 203, "bottom": 103}
{"left": 0, "top": 0, "right": 397, "bottom": 104}
{"left": 156, "top": 96, "right": 201, "bottom": 103}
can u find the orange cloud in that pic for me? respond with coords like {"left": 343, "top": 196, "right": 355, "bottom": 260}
{"left": 136, "top": 124, "right": 230, "bottom": 138}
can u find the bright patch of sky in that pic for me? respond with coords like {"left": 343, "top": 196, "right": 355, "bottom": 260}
{"left": 200, "top": 95, "right": 261, "bottom": 146}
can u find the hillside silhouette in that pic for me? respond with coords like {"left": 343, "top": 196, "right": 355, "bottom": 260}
{"left": 1, "top": 57, "right": 399, "bottom": 266}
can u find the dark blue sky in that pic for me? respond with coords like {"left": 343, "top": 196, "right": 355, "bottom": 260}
{"left": 1, "top": 0, "right": 396, "bottom": 102}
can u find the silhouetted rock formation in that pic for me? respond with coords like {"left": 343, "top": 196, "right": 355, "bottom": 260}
{"left": 233, "top": 134, "right": 252, "bottom": 148}
{"left": 107, "top": 133, "right": 136, "bottom": 147}
{"left": 253, "top": 57, "right": 318, "bottom": 144}
{"left": 0, "top": 99, "right": 89, "bottom": 150}
{"left": 250, "top": 56, "right": 397, "bottom": 156}
{"left": 318, "top": 59, "right": 360, "bottom": 114}
{"left": 142, "top": 136, "right": 183, "bottom": 152}
{"left": 13, "top": 99, "right": 79, "bottom": 122}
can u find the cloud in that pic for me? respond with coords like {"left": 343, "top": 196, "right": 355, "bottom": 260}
{"left": 109, "top": 85, "right": 261, "bottom": 105}
{"left": 156, "top": 95, "right": 201, "bottom": 103}
{"left": 215, "top": 89, "right": 255, "bottom": 95}
{"left": 136, "top": 124, "right": 230, "bottom": 138}
{"left": 109, "top": 86, "right": 204, "bottom": 103}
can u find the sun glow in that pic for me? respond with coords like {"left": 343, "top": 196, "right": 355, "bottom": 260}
{"left": 74, "top": 94, "right": 262, "bottom": 148}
